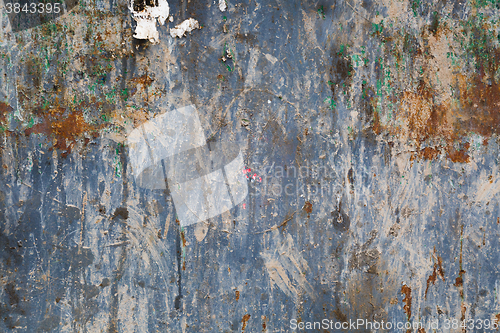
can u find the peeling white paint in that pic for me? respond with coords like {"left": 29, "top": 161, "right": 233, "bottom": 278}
{"left": 129, "top": 0, "right": 170, "bottom": 43}
{"left": 218, "top": 0, "right": 227, "bottom": 12}
{"left": 169, "top": 18, "right": 200, "bottom": 38}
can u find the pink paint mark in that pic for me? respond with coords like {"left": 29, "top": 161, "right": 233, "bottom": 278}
{"left": 243, "top": 167, "right": 262, "bottom": 182}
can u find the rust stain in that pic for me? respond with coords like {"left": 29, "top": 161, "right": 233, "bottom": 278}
{"left": 371, "top": 27, "right": 500, "bottom": 163}
{"left": 0, "top": 102, "right": 13, "bottom": 126}
{"left": 401, "top": 284, "right": 412, "bottom": 329}
{"left": 180, "top": 230, "right": 187, "bottom": 248}
{"left": 130, "top": 74, "right": 155, "bottom": 87}
{"left": 456, "top": 69, "right": 500, "bottom": 138}
{"left": 425, "top": 251, "right": 445, "bottom": 298}
{"left": 437, "top": 256, "right": 445, "bottom": 281}
{"left": 372, "top": 110, "right": 382, "bottom": 135}
{"left": 235, "top": 290, "right": 240, "bottom": 301}
{"left": 454, "top": 225, "right": 466, "bottom": 330}
{"left": 416, "top": 147, "right": 440, "bottom": 161}
{"left": 454, "top": 271, "right": 466, "bottom": 288}
{"left": 241, "top": 314, "right": 251, "bottom": 331}
{"left": 12, "top": 45, "right": 157, "bottom": 156}
{"left": 261, "top": 315, "right": 267, "bottom": 331}
{"left": 25, "top": 109, "right": 99, "bottom": 157}
{"left": 180, "top": 228, "right": 187, "bottom": 271}
{"left": 303, "top": 201, "right": 313, "bottom": 214}
{"left": 460, "top": 304, "right": 467, "bottom": 331}
{"left": 447, "top": 143, "right": 471, "bottom": 164}
{"left": 454, "top": 225, "right": 465, "bottom": 290}
{"left": 425, "top": 268, "right": 437, "bottom": 298}
{"left": 454, "top": 270, "right": 466, "bottom": 288}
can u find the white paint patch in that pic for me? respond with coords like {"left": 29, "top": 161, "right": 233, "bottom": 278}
{"left": 169, "top": 18, "right": 200, "bottom": 38}
{"left": 129, "top": 0, "right": 170, "bottom": 44}
{"left": 219, "top": 0, "right": 227, "bottom": 12}
{"left": 264, "top": 53, "right": 278, "bottom": 65}
{"left": 474, "top": 172, "right": 500, "bottom": 203}
{"left": 244, "top": 49, "right": 261, "bottom": 87}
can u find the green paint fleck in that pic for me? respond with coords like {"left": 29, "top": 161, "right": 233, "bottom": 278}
{"left": 121, "top": 88, "right": 129, "bottom": 101}
{"left": 324, "top": 97, "right": 336, "bottom": 109}
{"left": 27, "top": 117, "right": 35, "bottom": 129}
{"left": 371, "top": 21, "right": 384, "bottom": 36}
{"left": 317, "top": 5, "right": 325, "bottom": 19}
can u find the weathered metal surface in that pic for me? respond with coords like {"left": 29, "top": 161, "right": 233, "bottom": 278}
{"left": 1, "top": 0, "right": 500, "bottom": 332}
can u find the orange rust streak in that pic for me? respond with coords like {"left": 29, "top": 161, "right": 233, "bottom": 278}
{"left": 26, "top": 110, "right": 99, "bottom": 157}
{"left": 425, "top": 267, "right": 437, "bottom": 298}
{"left": 130, "top": 74, "right": 154, "bottom": 87}
{"left": 425, "top": 255, "right": 445, "bottom": 298}
{"left": 241, "top": 314, "right": 251, "bottom": 331}
{"left": 372, "top": 59, "right": 500, "bottom": 163}
{"left": 303, "top": 201, "right": 313, "bottom": 214}
{"left": 0, "top": 102, "right": 13, "bottom": 124}
{"left": 401, "top": 284, "right": 412, "bottom": 329}
{"left": 437, "top": 256, "right": 445, "bottom": 281}
{"left": 180, "top": 231, "right": 187, "bottom": 248}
